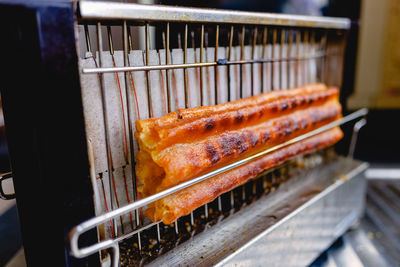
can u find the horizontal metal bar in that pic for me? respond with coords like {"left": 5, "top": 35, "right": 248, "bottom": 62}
{"left": 83, "top": 62, "right": 217, "bottom": 74}
{"left": 79, "top": 1, "right": 350, "bottom": 29}
{"left": 82, "top": 52, "right": 326, "bottom": 74}
{"left": 69, "top": 108, "right": 367, "bottom": 259}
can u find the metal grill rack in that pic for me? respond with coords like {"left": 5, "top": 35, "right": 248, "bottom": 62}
{"left": 68, "top": 2, "right": 367, "bottom": 266}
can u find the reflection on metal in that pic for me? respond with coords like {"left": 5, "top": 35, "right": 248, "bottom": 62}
{"left": 148, "top": 157, "right": 368, "bottom": 266}
{"left": 365, "top": 168, "right": 400, "bottom": 180}
{"left": 349, "top": 118, "right": 367, "bottom": 158}
{"left": 79, "top": 1, "right": 350, "bottom": 29}
{"left": 69, "top": 109, "right": 368, "bottom": 260}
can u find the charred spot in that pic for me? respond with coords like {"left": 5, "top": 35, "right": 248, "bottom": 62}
{"left": 292, "top": 121, "right": 300, "bottom": 131}
{"left": 300, "top": 97, "right": 306, "bottom": 106}
{"left": 247, "top": 132, "right": 259, "bottom": 147}
{"left": 291, "top": 98, "right": 297, "bottom": 108}
{"left": 309, "top": 96, "right": 314, "bottom": 104}
{"left": 261, "top": 130, "right": 271, "bottom": 143}
{"left": 205, "top": 142, "right": 220, "bottom": 165}
{"left": 281, "top": 101, "right": 288, "bottom": 111}
{"left": 259, "top": 108, "right": 265, "bottom": 118}
{"left": 236, "top": 134, "right": 249, "bottom": 154}
{"left": 285, "top": 127, "right": 292, "bottom": 137}
{"left": 270, "top": 102, "right": 279, "bottom": 112}
{"left": 301, "top": 119, "right": 309, "bottom": 129}
{"left": 310, "top": 112, "right": 318, "bottom": 124}
{"left": 219, "top": 135, "right": 236, "bottom": 156}
{"left": 204, "top": 118, "right": 215, "bottom": 131}
{"left": 276, "top": 124, "right": 285, "bottom": 138}
{"left": 235, "top": 112, "right": 244, "bottom": 124}
{"left": 248, "top": 110, "right": 257, "bottom": 121}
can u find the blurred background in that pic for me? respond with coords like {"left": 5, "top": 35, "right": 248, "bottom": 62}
{"left": 0, "top": 0, "right": 398, "bottom": 266}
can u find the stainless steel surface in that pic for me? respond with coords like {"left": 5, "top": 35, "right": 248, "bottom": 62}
{"left": 365, "top": 168, "right": 400, "bottom": 180}
{"left": 147, "top": 157, "right": 368, "bottom": 266}
{"left": 72, "top": 2, "right": 359, "bottom": 265}
{"left": 69, "top": 109, "right": 368, "bottom": 260}
{"left": 348, "top": 118, "right": 367, "bottom": 157}
{"left": 79, "top": 1, "right": 350, "bottom": 29}
{"left": 315, "top": 175, "right": 400, "bottom": 267}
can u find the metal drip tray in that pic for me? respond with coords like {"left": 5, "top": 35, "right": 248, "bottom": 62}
{"left": 149, "top": 156, "right": 368, "bottom": 266}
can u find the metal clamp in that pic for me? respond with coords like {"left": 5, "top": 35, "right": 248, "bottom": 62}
{"left": 0, "top": 172, "right": 15, "bottom": 200}
{"left": 348, "top": 118, "right": 367, "bottom": 158}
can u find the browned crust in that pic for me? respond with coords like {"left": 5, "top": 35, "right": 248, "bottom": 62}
{"left": 146, "top": 127, "right": 343, "bottom": 224}
{"left": 137, "top": 101, "right": 341, "bottom": 197}
{"left": 177, "top": 83, "right": 328, "bottom": 119}
{"left": 135, "top": 84, "right": 338, "bottom": 151}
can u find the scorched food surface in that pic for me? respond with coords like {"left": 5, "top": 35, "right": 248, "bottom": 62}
{"left": 135, "top": 83, "right": 343, "bottom": 224}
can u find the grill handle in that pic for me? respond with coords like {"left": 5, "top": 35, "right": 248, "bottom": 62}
{"left": 0, "top": 171, "right": 15, "bottom": 200}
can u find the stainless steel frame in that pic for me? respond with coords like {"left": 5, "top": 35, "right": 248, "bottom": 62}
{"left": 149, "top": 158, "right": 368, "bottom": 266}
{"left": 68, "top": 2, "right": 364, "bottom": 266}
{"left": 69, "top": 109, "right": 368, "bottom": 262}
{"left": 79, "top": 1, "right": 350, "bottom": 29}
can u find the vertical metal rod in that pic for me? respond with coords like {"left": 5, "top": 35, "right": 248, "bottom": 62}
{"left": 242, "top": 184, "right": 246, "bottom": 201}
{"left": 214, "top": 25, "right": 219, "bottom": 104}
{"left": 280, "top": 28, "right": 285, "bottom": 89}
{"left": 128, "top": 27, "right": 133, "bottom": 52}
{"left": 84, "top": 24, "right": 92, "bottom": 54}
{"left": 239, "top": 25, "right": 245, "bottom": 98}
{"left": 175, "top": 220, "right": 179, "bottom": 234}
{"left": 230, "top": 190, "right": 234, "bottom": 209}
{"left": 107, "top": 26, "right": 114, "bottom": 55}
{"left": 217, "top": 195, "right": 222, "bottom": 212}
{"left": 137, "top": 231, "right": 142, "bottom": 251}
{"left": 145, "top": 23, "right": 153, "bottom": 117}
{"left": 288, "top": 29, "right": 293, "bottom": 89}
{"left": 251, "top": 27, "right": 257, "bottom": 96}
{"left": 310, "top": 30, "right": 316, "bottom": 83}
{"left": 96, "top": 22, "right": 117, "bottom": 237}
{"left": 320, "top": 31, "right": 328, "bottom": 83}
{"left": 127, "top": 26, "right": 143, "bottom": 228}
{"left": 190, "top": 210, "right": 195, "bottom": 226}
{"left": 272, "top": 28, "right": 277, "bottom": 90}
{"left": 199, "top": 24, "right": 204, "bottom": 106}
{"left": 107, "top": 26, "right": 126, "bottom": 234}
{"left": 165, "top": 23, "right": 171, "bottom": 113}
{"left": 261, "top": 27, "right": 268, "bottom": 93}
{"left": 156, "top": 223, "right": 161, "bottom": 244}
{"left": 122, "top": 21, "right": 137, "bottom": 231}
{"left": 296, "top": 30, "right": 301, "bottom": 87}
{"left": 183, "top": 24, "right": 189, "bottom": 108}
{"left": 304, "top": 30, "right": 309, "bottom": 85}
{"left": 227, "top": 26, "right": 234, "bottom": 102}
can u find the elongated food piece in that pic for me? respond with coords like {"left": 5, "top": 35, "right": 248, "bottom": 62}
{"left": 136, "top": 83, "right": 337, "bottom": 152}
{"left": 137, "top": 101, "right": 341, "bottom": 196}
{"left": 134, "top": 83, "right": 343, "bottom": 223}
{"left": 146, "top": 127, "right": 343, "bottom": 224}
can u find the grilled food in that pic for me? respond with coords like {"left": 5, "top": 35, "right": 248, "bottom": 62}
{"left": 146, "top": 128, "right": 343, "bottom": 224}
{"left": 134, "top": 83, "right": 343, "bottom": 224}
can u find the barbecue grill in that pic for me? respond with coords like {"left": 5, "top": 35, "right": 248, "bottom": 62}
{"left": 0, "top": 1, "right": 368, "bottom": 266}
